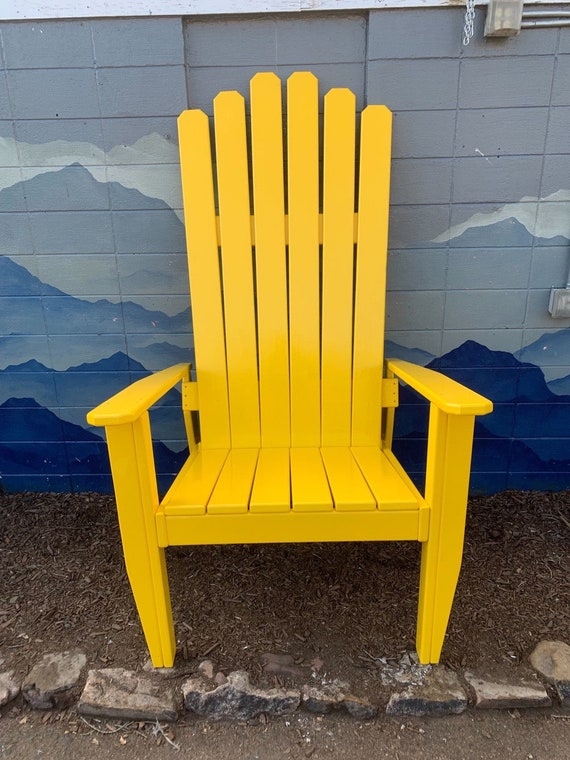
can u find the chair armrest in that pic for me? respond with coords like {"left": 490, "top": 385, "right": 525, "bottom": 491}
{"left": 386, "top": 359, "right": 493, "bottom": 416}
{"left": 86, "top": 363, "right": 191, "bottom": 426}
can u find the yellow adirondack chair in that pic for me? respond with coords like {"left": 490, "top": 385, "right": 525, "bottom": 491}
{"left": 87, "top": 73, "right": 492, "bottom": 669}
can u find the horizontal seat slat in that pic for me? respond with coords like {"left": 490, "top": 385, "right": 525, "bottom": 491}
{"left": 290, "top": 447, "right": 333, "bottom": 512}
{"left": 161, "top": 447, "right": 229, "bottom": 515}
{"left": 320, "top": 447, "right": 376, "bottom": 511}
{"left": 351, "top": 446, "right": 419, "bottom": 510}
{"left": 207, "top": 448, "right": 259, "bottom": 515}
{"left": 249, "top": 448, "right": 290, "bottom": 513}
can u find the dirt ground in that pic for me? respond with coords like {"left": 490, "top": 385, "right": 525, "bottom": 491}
{"left": 1, "top": 489, "right": 569, "bottom": 757}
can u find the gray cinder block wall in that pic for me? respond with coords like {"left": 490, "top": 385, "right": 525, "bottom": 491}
{"left": 0, "top": 8, "right": 569, "bottom": 492}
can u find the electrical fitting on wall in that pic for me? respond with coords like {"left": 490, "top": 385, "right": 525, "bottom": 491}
{"left": 484, "top": 0, "right": 524, "bottom": 37}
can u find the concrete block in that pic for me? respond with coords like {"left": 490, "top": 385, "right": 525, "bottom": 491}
{"left": 78, "top": 668, "right": 178, "bottom": 722}
{"left": 388, "top": 204, "right": 451, "bottom": 249}
{"left": 386, "top": 290, "right": 446, "bottom": 331}
{"left": 386, "top": 666, "right": 467, "bottom": 717}
{"left": 113, "top": 209, "right": 186, "bottom": 253}
{"left": 444, "top": 290, "right": 527, "bottom": 329}
{"left": 15, "top": 118, "right": 105, "bottom": 154}
{"left": 447, "top": 248, "right": 532, "bottom": 290}
{"left": 1, "top": 21, "right": 93, "bottom": 68}
{"left": 459, "top": 57, "right": 554, "bottom": 108}
{"left": 0, "top": 119, "right": 14, "bottom": 138}
{"left": 445, "top": 202, "right": 537, "bottom": 247}
{"left": 92, "top": 18, "right": 184, "bottom": 66}
{"left": 22, "top": 165, "right": 109, "bottom": 212}
{"left": 0, "top": 171, "right": 26, "bottom": 210}
{"left": 553, "top": 56, "right": 570, "bottom": 106}
{"left": 535, "top": 201, "right": 570, "bottom": 245}
{"left": 187, "top": 65, "right": 273, "bottom": 114}
{"left": 441, "top": 329, "right": 524, "bottom": 357}
{"left": 387, "top": 249, "right": 447, "bottom": 292}
{"left": 367, "top": 59, "right": 459, "bottom": 111}
{"left": 455, "top": 107, "right": 549, "bottom": 157}
{"left": 276, "top": 14, "right": 366, "bottom": 64}
{"left": 392, "top": 110, "right": 456, "bottom": 159}
{"left": 368, "top": 8, "right": 462, "bottom": 60}
{"left": 37, "top": 254, "right": 120, "bottom": 296}
{"left": 0, "top": 296, "right": 45, "bottom": 335}
{"left": 541, "top": 154, "right": 570, "bottom": 197}
{"left": 0, "top": 74, "right": 12, "bottom": 118}
{"left": 22, "top": 651, "right": 87, "bottom": 710}
{"left": 452, "top": 155, "right": 543, "bottom": 204}
{"left": 463, "top": 9, "right": 558, "bottom": 57}
{"left": 30, "top": 211, "right": 114, "bottom": 254}
{"left": 525, "top": 289, "right": 570, "bottom": 329}
{"left": 97, "top": 66, "right": 187, "bottom": 117}
{"left": 529, "top": 247, "right": 570, "bottom": 288}
{"left": 101, "top": 116, "right": 179, "bottom": 153}
{"left": 117, "top": 253, "right": 189, "bottom": 296}
{"left": 183, "top": 670, "right": 300, "bottom": 721}
{"left": 464, "top": 670, "right": 551, "bottom": 709}
{"left": 546, "top": 107, "right": 570, "bottom": 154}
{"left": 0, "top": 212, "right": 33, "bottom": 254}
{"left": 7, "top": 69, "right": 100, "bottom": 119}
{"left": 390, "top": 158, "right": 452, "bottom": 205}
{"left": 185, "top": 18, "right": 276, "bottom": 67}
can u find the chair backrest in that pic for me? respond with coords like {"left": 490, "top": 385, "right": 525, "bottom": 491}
{"left": 178, "top": 72, "right": 392, "bottom": 450}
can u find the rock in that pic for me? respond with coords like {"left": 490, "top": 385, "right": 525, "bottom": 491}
{"left": 464, "top": 670, "right": 551, "bottom": 709}
{"left": 342, "top": 695, "right": 378, "bottom": 720}
{"left": 0, "top": 670, "right": 20, "bottom": 707}
{"left": 78, "top": 668, "right": 178, "bottom": 722}
{"left": 529, "top": 640, "right": 570, "bottom": 703}
{"left": 142, "top": 657, "right": 179, "bottom": 676}
{"left": 198, "top": 660, "right": 216, "bottom": 680}
{"left": 386, "top": 665, "right": 467, "bottom": 717}
{"left": 214, "top": 672, "right": 227, "bottom": 686}
{"left": 22, "top": 651, "right": 87, "bottom": 710}
{"left": 183, "top": 670, "right": 300, "bottom": 721}
{"left": 301, "top": 684, "right": 344, "bottom": 714}
{"left": 260, "top": 653, "right": 305, "bottom": 680}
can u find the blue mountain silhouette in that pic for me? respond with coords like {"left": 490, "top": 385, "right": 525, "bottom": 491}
{"left": 516, "top": 328, "right": 570, "bottom": 367}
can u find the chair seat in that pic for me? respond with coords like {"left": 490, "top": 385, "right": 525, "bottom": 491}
{"left": 161, "top": 445, "right": 419, "bottom": 516}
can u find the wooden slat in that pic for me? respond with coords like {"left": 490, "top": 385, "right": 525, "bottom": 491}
{"left": 351, "top": 105, "right": 392, "bottom": 446}
{"left": 321, "top": 88, "right": 356, "bottom": 446}
{"left": 249, "top": 448, "right": 290, "bottom": 513}
{"left": 161, "top": 446, "right": 229, "bottom": 514}
{"left": 178, "top": 110, "right": 230, "bottom": 449}
{"left": 214, "top": 91, "right": 261, "bottom": 448}
{"left": 351, "top": 446, "right": 418, "bottom": 510}
{"left": 321, "top": 446, "right": 375, "bottom": 511}
{"left": 287, "top": 72, "right": 321, "bottom": 447}
{"left": 250, "top": 73, "right": 290, "bottom": 447}
{"left": 290, "top": 448, "right": 333, "bottom": 512}
{"left": 207, "top": 448, "right": 259, "bottom": 514}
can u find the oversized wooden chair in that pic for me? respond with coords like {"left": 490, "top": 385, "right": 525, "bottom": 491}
{"left": 87, "top": 73, "right": 492, "bottom": 668}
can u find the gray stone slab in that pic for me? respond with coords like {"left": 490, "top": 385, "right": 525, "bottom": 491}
{"left": 276, "top": 14, "right": 366, "bottom": 64}
{"left": 78, "top": 668, "right": 178, "bottom": 722}
{"left": 0, "top": 670, "right": 20, "bottom": 707}
{"left": 22, "top": 651, "right": 87, "bottom": 710}
{"left": 530, "top": 641, "right": 570, "bottom": 703}
{"left": 455, "top": 108, "right": 549, "bottom": 158}
{"left": 386, "top": 666, "right": 467, "bottom": 717}
{"left": 390, "top": 158, "right": 452, "bottom": 205}
{"left": 186, "top": 18, "right": 276, "bottom": 67}
{"left": 367, "top": 59, "right": 459, "bottom": 111}
{"left": 368, "top": 8, "right": 462, "bottom": 60}
{"left": 459, "top": 58, "right": 554, "bottom": 109}
{"left": 552, "top": 56, "right": 570, "bottom": 106}
{"left": 1, "top": 20, "right": 94, "bottom": 69}
{"left": 92, "top": 18, "right": 184, "bottom": 67}
{"left": 452, "top": 156, "right": 543, "bottom": 204}
{"left": 97, "top": 66, "right": 187, "bottom": 118}
{"left": 464, "top": 670, "right": 551, "bottom": 709}
{"left": 183, "top": 670, "right": 300, "bottom": 721}
{"left": 7, "top": 69, "right": 100, "bottom": 119}
{"left": 392, "top": 110, "right": 456, "bottom": 159}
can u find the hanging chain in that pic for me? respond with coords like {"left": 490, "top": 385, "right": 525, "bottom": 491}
{"left": 463, "top": 0, "right": 476, "bottom": 46}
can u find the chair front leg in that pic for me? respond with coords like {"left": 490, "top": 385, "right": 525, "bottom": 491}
{"left": 106, "top": 413, "right": 176, "bottom": 667}
{"left": 416, "top": 406, "right": 475, "bottom": 664}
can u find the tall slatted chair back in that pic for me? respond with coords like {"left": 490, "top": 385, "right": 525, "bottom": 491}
{"left": 86, "top": 71, "right": 493, "bottom": 670}
{"left": 178, "top": 72, "right": 391, "bottom": 452}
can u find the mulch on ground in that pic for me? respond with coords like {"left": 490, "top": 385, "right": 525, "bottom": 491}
{"left": 1, "top": 489, "right": 569, "bottom": 686}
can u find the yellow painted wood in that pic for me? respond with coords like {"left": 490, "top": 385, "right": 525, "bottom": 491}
{"left": 178, "top": 110, "right": 230, "bottom": 449}
{"left": 106, "top": 417, "right": 175, "bottom": 667}
{"left": 160, "top": 509, "right": 422, "bottom": 546}
{"left": 351, "top": 446, "right": 419, "bottom": 510}
{"left": 321, "top": 89, "right": 356, "bottom": 446}
{"left": 250, "top": 73, "right": 290, "bottom": 447}
{"left": 287, "top": 72, "right": 321, "bottom": 447}
{"left": 87, "top": 363, "right": 189, "bottom": 426}
{"left": 416, "top": 410, "right": 475, "bottom": 664}
{"left": 182, "top": 381, "right": 199, "bottom": 410}
{"left": 214, "top": 91, "right": 261, "bottom": 448}
{"left": 214, "top": 212, "right": 358, "bottom": 247}
{"left": 352, "top": 105, "right": 392, "bottom": 446}
{"left": 290, "top": 448, "right": 333, "bottom": 512}
{"left": 161, "top": 446, "right": 229, "bottom": 515}
{"left": 250, "top": 448, "right": 290, "bottom": 513}
{"left": 387, "top": 359, "right": 494, "bottom": 416}
{"left": 207, "top": 448, "right": 259, "bottom": 515}
{"left": 320, "top": 447, "right": 375, "bottom": 511}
